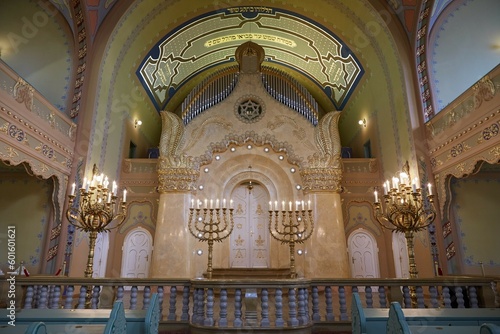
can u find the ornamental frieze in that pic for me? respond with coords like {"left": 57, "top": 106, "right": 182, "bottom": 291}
{"left": 300, "top": 167, "right": 342, "bottom": 193}
{"left": 157, "top": 167, "right": 199, "bottom": 193}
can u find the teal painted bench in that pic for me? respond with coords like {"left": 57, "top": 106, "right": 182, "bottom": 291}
{"left": 388, "top": 301, "right": 500, "bottom": 334}
{"left": 352, "top": 292, "right": 500, "bottom": 334}
{"left": 0, "top": 294, "right": 159, "bottom": 334}
{"left": 0, "top": 300, "right": 127, "bottom": 334}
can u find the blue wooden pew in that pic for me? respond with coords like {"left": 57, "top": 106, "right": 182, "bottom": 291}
{"left": 352, "top": 292, "right": 500, "bottom": 334}
{"left": 0, "top": 294, "right": 159, "bottom": 334}
{"left": 0, "top": 300, "right": 126, "bottom": 334}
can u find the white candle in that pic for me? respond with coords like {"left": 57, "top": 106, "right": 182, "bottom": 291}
{"left": 112, "top": 181, "right": 117, "bottom": 195}
{"left": 86, "top": 180, "right": 90, "bottom": 192}
{"left": 82, "top": 178, "right": 87, "bottom": 190}
{"left": 412, "top": 178, "right": 417, "bottom": 192}
{"left": 230, "top": 199, "right": 233, "bottom": 209}
{"left": 210, "top": 199, "right": 213, "bottom": 209}
{"left": 289, "top": 201, "right": 292, "bottom": 211}
{"left": 295, "top": 201, "right": 299, "bottom": 211}
{"left": 282, "top": 201, "right": 285, "bottom": 211}
{"left": 107, "top": 192, "right": 111, "bottom": 203}
{"left": 427, "top": 183, "right": 432, "bottom": 195}
{"left": 71, "top": 182, "right": 76, "bottom": 196}
{"left": 197, "top": 200, "right": 201, "bottom": 209}
{"left": 374, "top": 190, "right": 378, "bottom": 203}
{"left": 275, "top": 201, "right": 278, "bottom": 211}
{"left": 123, "top": 189, "right": 127, "bottom": 202}
{"left": 216, "top": 199, "right": 219, "bottom": 208}
{"left": 269, "top": 201, "right": 272, "bottom": 210}
{"left": 191, "top": 199, "right": 194, "bottom": 208}
{"left": 204, "top": 199, "right": 208, "bottom": 208}
{"left": 223, "top": 198, "right": 226, "bottom": 208}
{"left": 383, "top": 182, "right": 388, "bottom": 195}
{"left": 308, "top": 200, "right": 311, "bottom": 210}
{"left": 301, "top": 200, "right": 304, "bottom": 209}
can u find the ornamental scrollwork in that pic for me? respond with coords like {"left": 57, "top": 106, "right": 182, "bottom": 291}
{"left": 473, "top": 75, "right": 496, "bottom": 108}
{"left": 300, "top": 167, "right": 342, "bottom": 193}
{"left": 13, "top": 77, "right": 34, "bottom": 111}
{"left": 157, "top": 167, "right": 199, "bottom": 193}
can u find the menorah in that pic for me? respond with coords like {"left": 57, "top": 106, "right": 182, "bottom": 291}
{"left": 67, "top": 164, "right": 127, "bottom": 308}
{"left": 188, "top": 199, "right": 234, "bottom": 279}
{"left": 373, "top": 161, "right": 436, "bottom": 305}
{"left": 269, "top": 200, "right": 314, "bottom": 278}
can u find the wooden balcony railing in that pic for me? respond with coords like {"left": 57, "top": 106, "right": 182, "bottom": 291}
{"left": 6, "top": 276, "right": 499, "bottom": 331}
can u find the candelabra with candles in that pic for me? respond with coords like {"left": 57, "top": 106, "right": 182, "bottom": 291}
{"left": 188, "top": 199, "right": 234, "bottom": 279}
{"left": 66, "top": 164, "right": 127, "bottom": 307}
{"left": 373, "top": 162, "right": 436, "bottom": 304}
{"left": 269, "top": 200, "right": 314, "bottom": 279}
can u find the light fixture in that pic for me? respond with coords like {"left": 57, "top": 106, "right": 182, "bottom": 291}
{"left": 358, "top": 118, "right": 366, "bottom": 127}
{"left": 134, "top": 119, "right": 142, "bottom": 128}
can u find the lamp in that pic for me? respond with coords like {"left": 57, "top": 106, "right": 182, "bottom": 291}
{"left": 358, "top": 118, "right": 366, "bottom": 127}
{"left": 66, "top": 164, "right": 127, "bottom": 307}
{"left": 134, "top": 119, "right": 142, "bottom": 128}
{"left": 372, "top": 161, "right": 436, "bottom": 305}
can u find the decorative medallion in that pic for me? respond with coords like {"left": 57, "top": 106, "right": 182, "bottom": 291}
{"left": 235, "top": 95, "right": 265, "bottom": 123}
{"left": 446, "top": 242, "right": 455, "bottom": 260}
{"left": 442, "top": 221, "right": 452, "bottom": 238}
{"left": 7, "top": 124, "right": 26, "bottom": 142}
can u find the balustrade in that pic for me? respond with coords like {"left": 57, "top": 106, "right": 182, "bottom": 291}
{"left": 6, "top": 276, "right": 498, "bottom": 331}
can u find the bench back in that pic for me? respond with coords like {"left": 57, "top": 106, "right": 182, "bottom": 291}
{"left": 24, "top": 322, "right": 47, "bottom": 334}
{"left": 145, "top": 293, "right": 160, "bottom": 334}
{"left": 352, "top": 292, "right": 367, "bottom": 334}
{"left": 387, "top": 302, "right": 411, "bottom": 334}
{"left": 104, "top": 300, "right": 127, "bottom": 334}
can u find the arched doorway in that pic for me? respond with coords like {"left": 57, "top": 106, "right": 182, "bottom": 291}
{"left": 92, "top": 232, "right": 109, "bottom": 278}
{"left": 120, "top": 228, "right": 153, "bottom": 278}
{"left": 392, "top": 232, "right": 410, "bottom": 278}
{"left": 347, "top": 228, "right": 380, "bottom": 279}
{"left": 229, "top": 182, "right": 269, "bottom": 268}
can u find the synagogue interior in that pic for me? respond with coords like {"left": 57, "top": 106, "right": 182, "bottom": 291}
{"left": 0, "top": 0, "right": 499, "bottom": 331}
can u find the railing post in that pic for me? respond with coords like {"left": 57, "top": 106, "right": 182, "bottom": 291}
{"left": 260, "top": 288, "right": 270, "bottom": 327}
{"left": 275, "top": 288, "right": 284, "bottom": 327}
{"left": 64, "top": 285, "right": 74, "bottom": 309}
{"left": 77, "top": 286, "right": 86, "bottom": 309}
{"left": 325, "top": 286, "right": 334, "bottom": 321}
{"left": 203, "top": 288, "right": 214, "bottom": 326}
{"left": 287, "top": 288, "right": 299, "bottom": 327}
{"left": 91, "top": 285, "right": 100, "bottom": 309}
{"left": 168, "top": 286, "right": 176, "bottom": 321}
{"left": 442, "top": 286, "right": 451, "bottom": 308}
{"left": 312, "top": 285, "right": 320, "bottom": 321}
{"left": 219, "top": 288, "right": 228, "bottom": 327}
{"left": 298, "top": 287, "right": 307, "bottom": 325}
{"left": 157, "top": 286, "right": 164, "bottom": 318}
{"left": 181, "top": 285, "right": 190, "bottom": 321}
{"left": 143, "top": 286, "right": 151, "bottom": 310}
{"left": 378, "top": 286, "right": 387, "bottom": 308}
{"left": 339, "top": 286, "right": 348, "bottom": 320}
{"left": 234, "top": 288, "right": 243, "bottom": 327}
{"left": 23, "top": 285, "right": 34, "bottom": 309}
{"left": 130, "top": 286, "right": 138, "bottom": 310}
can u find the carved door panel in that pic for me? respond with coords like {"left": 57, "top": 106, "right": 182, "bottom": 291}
{"left": 230, "top": 183, "right": 269, "bottom": 268}
{"left": 348, "top": 229, "right": 380, "bottom": 279}
{"left": 393, "top": 232, "right": 410, "bottom": 278}
{"left": 121, "top": 228, "right": 152, "bottom": 278}
{"left": 92, "top": 232, "right": 109, "bottom": 278}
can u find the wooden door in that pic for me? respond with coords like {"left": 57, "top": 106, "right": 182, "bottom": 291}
{"left": 92, "top": 232, "right": 109, "bottom": 278}
{"left": 392, "top": 232, "right": 410, "bottom": 278}
{"left": 121, "top": 228, "right": 152, "bottom": 278}
{"left": 230, "top": 183, "right": 269, "bottom": 268}
{"left": 348, "top": 229, "right": 380, "bottom": 279}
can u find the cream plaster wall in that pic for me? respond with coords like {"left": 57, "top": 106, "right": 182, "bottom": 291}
{"left": 0, "top": 169, "right": 53, "bottom": 274}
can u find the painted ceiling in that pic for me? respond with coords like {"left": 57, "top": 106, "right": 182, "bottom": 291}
{"left": 137, "top": 7, "right": 364, "bottom": 112}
